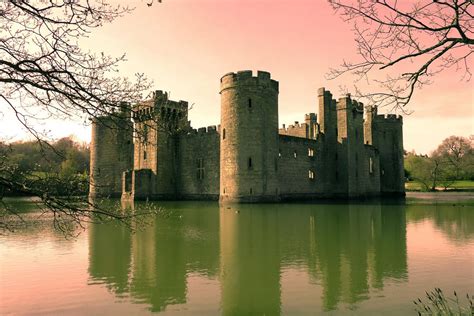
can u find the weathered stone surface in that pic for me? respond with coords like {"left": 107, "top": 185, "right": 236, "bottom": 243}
{"left": 89, "top": 71, "right": 404, "bottom": 202}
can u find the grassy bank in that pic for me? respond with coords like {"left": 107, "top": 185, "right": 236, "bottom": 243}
{"left": 405, "top": 180, "right": 474, "bottom": 192}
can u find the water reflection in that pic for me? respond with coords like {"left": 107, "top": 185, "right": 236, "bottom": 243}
{"left": 406, "top": 204, "right": 474, "bottom": 243}
{"left": 87, "top": 201, "right": 412, "bottom": 313}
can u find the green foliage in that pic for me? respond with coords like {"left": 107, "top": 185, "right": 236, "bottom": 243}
{"left": 405, "top": 136, "right": 474, "bottom": 191}
{"left": 0, "top": 137, "right": 90, "bottom": 196}
{"left": 414, "top": 288, "right": 473, "bottom": 315}
{"left": 1, "top": 137, "right": 89, "bottom": 176}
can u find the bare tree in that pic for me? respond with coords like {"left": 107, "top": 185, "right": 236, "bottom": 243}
{"left": 0, "top": 1, "right": 156, "bottom": 235}
{"left": 327, "top": 0, "right": 473, "bottom": 111}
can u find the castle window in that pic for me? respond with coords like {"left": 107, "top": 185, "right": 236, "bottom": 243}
{"left": 250, "top": 188, "right": 253, "bottom": 194}
{"left": 369, "top": 157, "right": 374, "bottom": 174}
{"left": 335, "top": 127, "right": 338, "bottom": 136}
{"left": 278, "top": 150, "right": 282, "bottom": 158}
{"left": 248, "top": 157, "right": 253, "bottom": 169}
{"left": 294, "top": 150, "right": 297, "bottom": 159}
{"left": 309, "top": 170, "right": 315, "bottom": 180}
{"left": 143, "top": 124, "right": 148, "bottom": 142}
{"left": 248, "top": 98, "right": 252, "bottom": 109}
{"left": 308, "top": 148, "right": 314, "bottom": 157}
{"left": 197, "top": 158, "right": 205, "bottom": 180}
{"left": 223, "top": 128, "right": 226, "bottom": 140}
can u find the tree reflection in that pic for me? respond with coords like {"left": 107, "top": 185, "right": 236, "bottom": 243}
{"left": 406, "top": 204, "right": 474, "bottom": 244}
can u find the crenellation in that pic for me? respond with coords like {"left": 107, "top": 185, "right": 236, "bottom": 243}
{"left": 90, "top": 70, "right": 405, "bottom": 202}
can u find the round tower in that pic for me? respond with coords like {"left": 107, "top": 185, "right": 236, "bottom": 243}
{"left": 219, "top": 70, "right": 279, "bottom": 202}
{"left": 89, "top": 105, "right": 133, "bottom": 199}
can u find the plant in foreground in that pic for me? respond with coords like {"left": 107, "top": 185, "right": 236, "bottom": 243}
{"left": 414, "top": 288, "right": 473, "bottom": 315}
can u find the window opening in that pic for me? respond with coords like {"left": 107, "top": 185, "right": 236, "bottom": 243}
{"left": 308, "top": 148, "right": 314, "bottom": 157}
{"left": 294, "top": 150, "right": 297, "bottom": 159}
{"left": 223, "top": 128, "right": 226, "bottom": 140}
{"left": 197, "top": 158, "right": 205, "bottom": 180}
{"left": 248, "top": 157, "right": 253, "bottom": 169}
{"left": 309, "top": 170, "right": 315, "bottom": 180}
{"left": 369, "top": 157, "right": 374, "bottom": 174}
{"left": 248, "top": 98, "right": 252, "bottom": 109}
{"left": 144, "top": 151, "right": 147, "bottom": 160}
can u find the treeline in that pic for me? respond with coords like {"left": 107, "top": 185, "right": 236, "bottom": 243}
{"left": 405, "top": 136, "right": 474, "bottom": 191}
{"left": 0, "top": 137, "right": 90, "bottom": 196}
{"left": 1, "top": 137, "right": 89, "bottom": 177}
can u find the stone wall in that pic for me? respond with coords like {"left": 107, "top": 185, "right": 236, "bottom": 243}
{"left": 89, "top": 108, "right": 133, "bottom": 198}
{"left": 98, "top": 72, "right": 406, "bottom": 202}
{"left": 220, "top": 70, "right": 280, "bottom": 202}
{"left": 373, "top": 115, "right": 405, "bottom": 195}
{"left": 177, "top": 126, "right": 220, "bottom": 199}
{"left": 277, "top": 135, "right": 323, "bottom": 199}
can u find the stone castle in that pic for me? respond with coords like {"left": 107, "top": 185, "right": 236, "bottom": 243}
{"left": 89, "top": 70, "right": 405, "bottom": 202}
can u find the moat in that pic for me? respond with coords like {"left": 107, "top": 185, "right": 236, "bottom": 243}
{"left": 1, "top": 193, "right": 473, "bottom": 315}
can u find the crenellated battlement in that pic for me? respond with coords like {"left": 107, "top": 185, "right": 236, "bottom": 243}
{"left": 186, "top": 125, "right": 220, "bottom": 136}
{"left": 376, "top": 114, "right": 403, "bottom": 122}
{"left": 132, "top": 90, "right": 189, "bottom": 122}
{"left": 220, "top": 70, "right": 279, "bottom": 93}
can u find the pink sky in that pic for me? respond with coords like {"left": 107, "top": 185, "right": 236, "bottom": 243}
{"left": 1, "top": 0, "right": 472, "bottom": 154}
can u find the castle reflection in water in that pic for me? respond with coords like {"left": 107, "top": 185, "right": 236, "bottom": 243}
{"left": 88, "top": 202, "right": 407, "bottom": 313}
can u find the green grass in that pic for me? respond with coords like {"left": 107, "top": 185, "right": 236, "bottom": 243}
{"left": 405, "top": 180, "right": 474, "bottom": 191}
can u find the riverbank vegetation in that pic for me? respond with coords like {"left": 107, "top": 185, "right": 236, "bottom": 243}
{"left": 0, "top": 137, "right": 90, "bottom": 196}
{"left": 405, "top": 136, "right": 474, "bottom": 192}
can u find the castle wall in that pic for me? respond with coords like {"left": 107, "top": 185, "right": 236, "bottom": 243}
{"left": 89, "top": 109, "right": 133, "bottom": 198}
{"left": 277, "top": 135, "right": 324, "bottom": 199}
{"left": 373, "top": 115, "right": 405, "bottom": 195}
{"left": 176, "top": 127, "right": 220, "bottom": 200}
{"left": 104, "top": 71, "right": 405, "bottom": 203}
{"left": 317, "top": 89, "right": 339, "bottom": 195}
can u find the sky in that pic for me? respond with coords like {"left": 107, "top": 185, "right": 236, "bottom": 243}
{"left": 1, "top": 0, "right": 472, "bottom": 154}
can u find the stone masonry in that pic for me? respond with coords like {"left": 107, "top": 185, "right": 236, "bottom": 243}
{"left": 89, "top": 70, "right": 405, "bottom": 202}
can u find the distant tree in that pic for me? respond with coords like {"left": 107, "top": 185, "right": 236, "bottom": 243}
{"left": 327, "top": 0, "right": 473, "bottom": 111}
{"left": 405, "top": 153, "right": 436, "bottom": 191}
{"left": 432, "top": 135, "right": 474, "bottom": 180}
{"left": 0, "top": 1, "right": 155, "bottom": 236}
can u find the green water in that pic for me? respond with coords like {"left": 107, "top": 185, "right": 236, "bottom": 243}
{"left": 1, "top": 193, "right": 473, "bottom": 315}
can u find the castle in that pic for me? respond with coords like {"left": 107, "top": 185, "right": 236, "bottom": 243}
{"left": 89, "top": 70, "right": 405, "bottom": 202}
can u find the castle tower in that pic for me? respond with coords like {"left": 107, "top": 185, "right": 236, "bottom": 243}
{"left": 219, "top": 70, "right": 279, "bottom": 202}
{"left": 373, "top": 114, "right": 405, "bottom": 195}
{"left": 131, "top": 91, "right": 189, "bottom": 199}
{"left": 89, "top": 103, "right": 133, "bottom": 198}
